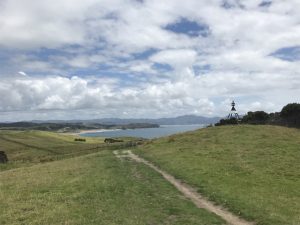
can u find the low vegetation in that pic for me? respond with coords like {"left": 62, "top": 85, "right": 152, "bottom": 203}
{"left": 104, "top": 138, "right": 124, "bottom": 143}
{"left": 74, "top": 138, "right": 86, "bottom": 142}
{"left": 1, "top": 123, "right": 299, "bottom": 225}
{"left": 0, "top": 151, "right": 8, "bottom": 163}
{"left": 135, "top": 125, "right": 300, "bottom": 225}
{"left": 0, "top": 130, "right": 106, "bottom": 171}
{"left": 216, "top": 102, "right": 300, "bottom": 128}
{"left": 0, "top": 147, "right": 223, "bottom": 224}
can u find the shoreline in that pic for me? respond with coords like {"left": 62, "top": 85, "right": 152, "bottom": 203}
{"left": 63, "top": 128, "right": 121, "bottom": 136}
{"left": 61, "top": 124, "right": 205, "bottom": 137}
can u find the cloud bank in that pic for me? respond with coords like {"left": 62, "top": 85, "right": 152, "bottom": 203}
{"left": 0, "top": 0, "right": 299, "bottom": 121}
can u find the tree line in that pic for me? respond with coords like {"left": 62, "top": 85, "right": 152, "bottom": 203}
{"left": 216, "top": 103, "right": 300, "bottom": 128}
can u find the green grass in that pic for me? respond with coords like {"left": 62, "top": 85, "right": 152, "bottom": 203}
{"left": 0, "top": 150, "right": 224, "bottom": 225}
{"left": 135, "top": 125, "right": 300, "bottom": 225}
{"left": 2, "top": 125, "right": 299, "bottom": 225}
{"left": 0, "top": 130, "right": 104, "bottom": 171}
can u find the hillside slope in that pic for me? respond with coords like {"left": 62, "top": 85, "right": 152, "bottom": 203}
{"left": 0, "top": 150, "right": 224, "bottom": 225}
{"left": 0, "top": 130, "right": 104, "bottom": 171}
{"left": 135, "top": 125, "right": 300, "bottom": 225}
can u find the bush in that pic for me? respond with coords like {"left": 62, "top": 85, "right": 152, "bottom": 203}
{"left": 280, "top": 103, "right": 300, "bottom": 127}
{"left": 242, "top": 111, "right": 269, "bottom": 124}
{"left": 215, "top": 103, "right": 300, "bottom": 128}
{"left": 104, "top": 138, "right": 123, "bottom": 143}
{"left": 0, "top": 151, "right": 8, "bottom": 163}
{"left": 215, "top": 118, "right": 238, "bottom": 126}
{"left": 74, "top": 138, "right": 86, "bottom": 142}
{"left": 167, "top": 137, "right": 175, "bottom": 142}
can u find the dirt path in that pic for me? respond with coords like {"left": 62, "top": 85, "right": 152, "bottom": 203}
{"left": 113, "top": 150, "right": 255, "bottom": 225}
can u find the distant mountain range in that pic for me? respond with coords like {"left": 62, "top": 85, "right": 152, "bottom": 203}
{"left": 0, "top": 122, "right": 159, "bottom": 132}
{"left": 31, "top": 115, "right": 220, "bottom": 125}
{"left": 0, "top": 115, "right": 220, "bottom": 132}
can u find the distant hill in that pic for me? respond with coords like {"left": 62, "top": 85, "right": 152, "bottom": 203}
{"left": 0, "top": 122, "right": 159, "bottom": 132}
{"left": 32, "top": 115, "right": 220, "bottom": 125}
{"left": 0, "top": 115, "right": 220, "bottom": 131}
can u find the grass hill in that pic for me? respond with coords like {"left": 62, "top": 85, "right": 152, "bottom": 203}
{"left": 0, "top": 130, "right": 104, "bottom": 171}
{"left": 0, "top": 125, "right": 299, "bottom": 225}
{"left": 135, "top": 125, "right": 300, "bottom": 225}
{"left": 0, "top": 131, "right": 223, "bottom": 225}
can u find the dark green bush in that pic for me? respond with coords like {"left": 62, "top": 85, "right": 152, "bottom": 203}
{"left": 280, "top": 103, "right": 300, "bottom": 127}
{"left": 242, "top": 111, "right": 269, "bottom": 124}
{"left": 74, "top": 138, "right": 86, "bottom": 142}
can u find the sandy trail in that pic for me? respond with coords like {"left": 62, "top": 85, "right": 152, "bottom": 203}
{"left": 113, "top": 150, "right": 255, "bottom": 225}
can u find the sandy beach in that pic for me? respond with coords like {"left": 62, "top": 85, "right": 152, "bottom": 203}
{"left": 63, "top": 129, "right": 121, "bottom": 136}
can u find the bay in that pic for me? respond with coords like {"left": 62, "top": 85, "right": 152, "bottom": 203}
{"left": 80, "top": 124, "right": 205, "bottom": 139}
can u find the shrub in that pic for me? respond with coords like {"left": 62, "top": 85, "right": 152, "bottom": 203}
{"left": 215, "top": 118, "right": 238, "bottom": 126}
{"left": 242, "top": 111, "right": 269, "bottom": 124}
{"left": 74, "top": 138, "right": 86, "bottom": 142}
{"left": 0, "top": 151, "right": 8, "bottom": 163}
{"left": 280, "top": 103, "right": 300, "bottom": 127}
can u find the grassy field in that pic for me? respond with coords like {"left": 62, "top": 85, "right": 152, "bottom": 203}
{"left": 135, "top": 125, "right": 300, "bottom": 225}
{"left": 0, "top": 150, "right": 224, "bottom": 225}
{"left": 0, "top": 130, "right": 107, "bottom": 171}
{"left": 1, "top": 125, "right": 299, "bottom": 225}
{"left": 0, "top": 129, "right": 224, "bottom": 224}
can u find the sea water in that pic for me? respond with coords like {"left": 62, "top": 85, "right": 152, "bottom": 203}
{"left": 80, "top": 124, "right": 205, "bottom": 139}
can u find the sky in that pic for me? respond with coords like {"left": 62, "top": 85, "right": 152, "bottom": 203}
{"left": 0, "top": 0, "right": 299, "bottom": 121}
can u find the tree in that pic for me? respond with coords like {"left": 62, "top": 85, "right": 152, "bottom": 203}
{"left": 280, "top": 103, "right": 300, "bottom": 127}
{"left": 241, "top": 111, "right": 269, "bottom": 124}
{"left": 215, "top": 118, "right": 238, "bottom": 126}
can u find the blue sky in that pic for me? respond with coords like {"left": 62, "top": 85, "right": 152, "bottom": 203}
{"left": 0, "top": 0, "right": 300, "bottom": 121}
{"left": 165, "top": 18, "right": 211, "bottom": 37}
{"left": 271, "top": 46, "right": 300, "bottom": 62}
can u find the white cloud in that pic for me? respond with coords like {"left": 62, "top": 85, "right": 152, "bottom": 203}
{"left": 150, "top": 49, "right": 197, "bottom": 69}
{"left": 0, "top": 0, "right": 300, "bottom": 120}
{"left": 18, "top": 71, "right": 27, "bottom": 76}
{"left": 0, "top": 0, "right": 100, "bottom": 49}
{"left": 1, "top": 68, "right": 299, "bottom": 121}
